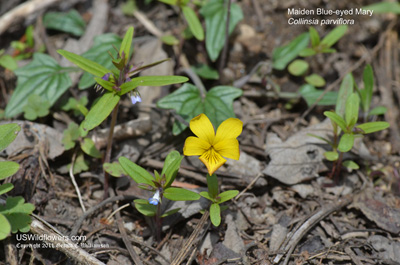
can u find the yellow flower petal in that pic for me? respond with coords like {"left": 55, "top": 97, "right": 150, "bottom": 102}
{"left": 213, "top": 138, "right": 240, "bottom": 160}
{"left": 183, "top": 136, "right": 211, "bottom": 156}
{"left": 199, "top": 148, "right": 226, "bottom": 175}
{"left": 190, "top": 114, "right": 215, "bottom": 144}
{"left": 214, "top": 118, "right": 243, "bottom": 144}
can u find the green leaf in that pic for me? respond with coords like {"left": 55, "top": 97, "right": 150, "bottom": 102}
{"left": 343, "top": 160, "right": 359, "bottom": 170}
{"left": 70, "top": 153, "right": 89, "bottom": 174}
{"left": 272, "top": 32, "right": 309, "bottom": 70}
{"left": 119, "top": 157, "right": 155, "bottom": 187}
{"left": 217, "top": 190, "right": 238, "bottom": 204}
{"left": 345, "top": 93, "right": 359, "bottom": 128}
{"left": 161, "top": 208, "right": 181, "bottom": 218}
{"left": 0, "top": 161, "right": 19, "bottom": 180}
{"left": 182, "top": 6, "right": 204, "bottom": 41}
{"left": 288, "top": 59, "right": 309, "bottom": 76}
{"left": 80, "top": 138, "right": 102, "bottom": 158}
{"left": 43, "top": 9, "right": 86, "bottom": 36}
{"left": 163, "top": 187, "right": 200, "bottom": 201}
{"left": 58, "top": 49, "right": 110, "bottom": 78}
{"left": 338, "top": 133, "right": 354, "bottom": 152}
{"left": 157, "top": 83, "right": 242, "bottom": 135}
{"left": 103, "top": 162, "right": 125, "bottom": 177}
{"left": 134, "top": 200, "right": 156, "bottom": 217}
{"left": 309, "top": 27, "right": 320, "bottom": 47}
{"left": 207, "top": 173, "right": 219, "bottom": 199}
{"left": 160, "top": 35, "right": 179, "bottom": 45}
{"left": 22, "top": 94, "right": 50, "bottom": 120}
{"left": 200, "top": 0, "right": 243, "bottom": 61}
{"left": 305, "top": 74, "right": 326, "bottom": 87}
{"left": 307, "top": 133, "right": 332, "bottom": 145}
{"left": 159, "top": 0, "right": 177, "bottom": 5}
{"left": 360, "top": 64, "right": 373, "bottom": 112}
{"left": 336, "top": 73, "right": 354, "bottom": 117}
{"left": 62, "top": 97, "right": 89, "bottom": 116}
{"left": 62, "top": 122, "right": 80, "bottom": 150}
{"left": 192, "top": 64, "right": 219, "bottom": 80}
{"left": 356, "top": 121, "right": 390, "bottom": 134}
{"left": 161, "top": 150, "right": 183, "bottom": 188}
{"left": 363, "top": 2, "right": 400, "bottom": 14}
{"left": 119, "top": 27, "right": 134, "bottom": 62}
{"left": 0, "top": 213, "right": 11, "bottom": 240}
{"left": 0, "top": 183, "right": 14, "bottom": 196}
{"left": 81, "top": 92, "right": 120, "bottom": 132}
{"left": 0, "top": 54, "right": 18, "bottom": 71}
{"left": 368, "top": 106, "right": 387, "bottom": 116}
{"left": 320, "top": 25, "right": 348, "bottom": 48}
{"left": 324, "top": 151, "right": 339, "bottom": 161}
{"left": 210, "top": 203, "right": 221, "bottom": 226}
{"left": 299, "top": 84, "right": 337, "bottom": 106}
{"left": 120, "top": 75, "right": 188, "bottom": 95}
{"left": 324, "top": 111, "right": 347, "bottom": 132}
{"left": 0, "top": 123, "right": 21, "bottom": 152}
{"left": 298, "top": 48, "right": 316, "bottom": 57}
{"left": 78, "top": 34, "right": 122, "bottom": 89}
{"left": 199, "top": 191, "right": 214, "bottom": 202}
{"left": 5, "top": 53, "right": 72, "bottom": 118}
{"left": 0, "top": 196, "right": 35, "bottom": 234}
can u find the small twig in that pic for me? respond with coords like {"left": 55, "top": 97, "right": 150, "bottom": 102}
{"left": 106, "top": 203, "right": 130, "bottom": 223}
{"left": 69, "top": 150, "right": 86, "bottom": 212}
{"left": 235, "top": 173, "right": 262, "bottom": 200}
{"left": 178, "top": 68, "right": 206, "bottom": 98}
{"left": 218, "top": 0, "right": 232, "bottom": 75}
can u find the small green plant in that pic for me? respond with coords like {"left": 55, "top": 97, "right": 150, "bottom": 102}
{"left": 58, "top": 26, "right": 188, "bottom": 197}
{"left": 0, "top": 123, "right": 35, "bottom": 240}
{"left": 183, "top": 113, "right": 241, "bottom": 226}
{"left": 43, "top": 9, "right": 86, "bottom": 37}
{"left": 309, "top": 69, "right": 389, "bottom": 180}
{"left": 116, "top": 151, "right": 200, "bottom": 240}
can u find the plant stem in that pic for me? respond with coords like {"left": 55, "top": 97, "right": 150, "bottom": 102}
{"left": 218, "top": 0, "right": 232, "bottom": 76}
{"left": 156, "top": 202, "right": 162, "bottom": 242}
{"left": 103, "top": 101, "right": 120, "bottom": 199}
{"left": 332, "top": 151, "right": 344, "bottom": 184}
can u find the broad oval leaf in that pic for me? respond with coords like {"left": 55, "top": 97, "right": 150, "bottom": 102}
{"left": 363, "top": 2, "right": 400, "bottom": 14}
{"left": 192, "top": 64, "right": 219, "bottom": 80}
{"left": 81, "top": 138, "right": 102, "bottom": 158}
{"left": 299, "top": 84, "right": 337, "bottom": 106}
{"left": 210, "top": 203, "right": 221, "bottom": 226}
{"left": 163, "top": 187, "right": 200, "bottom": 201}
{"left": 0, "top": 213, "right": 11, "bottom": 240}
{"left": 343, "top": 160, "right": 359, "bottom": 170}
{"left": 119, "top": 157, "right": 155, "bottom": 187}
{"left": 0, "top": 183, "right": 14, "bottom": 196}
{"left": 182, "top": 6, "right": 204, "bottom": 41}
{"left": 0, "top": 161, "right": 20, "bottom": 180}
{"left": 5, "top": 53, "right": 72, "bottom": 118}
{"left": 288, "top": 59, "right": 309, "bottom": 76}
{"left": 58, "top": 49, "right": 109, "bottom": 78}
{"left": 120, "top": 75, "right": 188, "bottom": 95}
{"left": 324, "top": 151, "right": 339, "bottom": 161}
{"left": 338, "top": 133, "right": 354, "bottom": 153}
{"left": 134, "top": 200, "right": 157, "bottom": 217}
{"left": 217, "top": 190, "right": 239, "bottom": 204}
{"left": 161, "top": 208, "right": 181, "bottom": 218}
{"left": 43, "top": 9, "right": 86, "bottom": 36}
{"left": 81, "top": 92, "right": 120, "bottom": 132}
{"left": 305, "top": 74, "right": 326, "bottom": 87}
{"left": 324, "top": 111, "right": 347, "bottom": 132}
{"left": 272, "top": 32, "right": 309, "bottom": 70}
{"left": 356, "top": 121, "right": 390, "bottom": 134}
{"left": 200, "top": 0, "right": 243, "bottom": 61}
{"left": 103, "top": 162, "right": 125, "bottom": 177}
{"left": 368, "top": 106, "right": 387, "bottom": 116}
{"left": 0, "top": 123, "right": 20, "bottom": 152}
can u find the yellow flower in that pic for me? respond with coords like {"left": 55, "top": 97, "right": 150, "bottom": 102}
{"left": 183, "top": 114, "right": 243, "bottom": 175}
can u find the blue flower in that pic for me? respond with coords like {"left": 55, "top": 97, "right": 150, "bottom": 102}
{"left": 131, "top": 94, "right": 142, "bottom": 105}
{"left": 148, "top": 189, "right": 161, "bottom": 205}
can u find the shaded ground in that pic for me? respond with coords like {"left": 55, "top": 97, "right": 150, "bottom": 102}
{"left": 1, "top": 0, "right": 400, "bottom": 264}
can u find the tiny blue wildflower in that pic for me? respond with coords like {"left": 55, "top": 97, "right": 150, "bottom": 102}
{"left": 148, "top": 189, "right": 161, "bottom": 205}
{"left": 131, "top": 94, "right": 142, "bottom": 105}
{"left": 95, "top": 73, "right": 111, "bottom": 92}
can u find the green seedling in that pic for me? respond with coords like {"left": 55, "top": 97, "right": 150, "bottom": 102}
{"left": 58, "top": 26, "right": 188, "bottom": 197}
{"left": 0, "top": 49, "right": 18, "bottom": 71}
{"left": 11, "top": 25, "right": 45, "bottom": 61}
{"left": 309, "top": 73, "right": 389, "bottom": 181}
{"left": 43, "top": 9, "right": 86, "bottom": 37}
{"left": 0, "top": 123, "right": 35, "bottom": 240}
{"left": 116, "top": 151, "right": 200, "bottom": 241}
{"left": 22, "top": 94, "right": 51, "bottom": 121}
